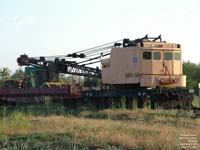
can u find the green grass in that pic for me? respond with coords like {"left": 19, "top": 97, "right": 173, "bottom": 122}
{"left": 0, "top": 133, "right": 87, "bottom": 150}
{"left": 0, "top": 105, "right": 199, "bottom": 150}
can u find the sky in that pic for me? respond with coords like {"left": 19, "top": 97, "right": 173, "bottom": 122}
{"left": 0, "top": 0, "right": 200, "bottom": 73}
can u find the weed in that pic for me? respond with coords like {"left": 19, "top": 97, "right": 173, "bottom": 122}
{"left": 0, "top": 105, "right": 199, "bottom": 149}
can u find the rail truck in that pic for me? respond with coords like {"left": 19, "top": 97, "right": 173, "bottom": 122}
{"left": 0, "top": 35, "right": 193, "bottom": 109}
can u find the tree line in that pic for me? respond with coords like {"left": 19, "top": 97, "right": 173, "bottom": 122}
{"left": 183, "top": 61, "right": 200, "bottom": 95}
{"left": 0, "top": 67, "right": 24, "bottom": 87}
{"left": 0, "top": 61, "right": 199, "bottom": 94}
{"left": 0, "top": 67, "right": 94, "bottom": 88}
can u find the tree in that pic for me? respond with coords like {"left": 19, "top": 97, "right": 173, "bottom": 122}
{"left": 0, "top": 67, "right": 11, "bottom": 87}
{"left": 59, "top": 74, "right": 84, "bottom": 85}
{"left": 11, "top": 68, "right": 24, "bottom": 80}
{"left": 84, "top": 77, "right": 100, "bottom": 87}
{"left": 183, "top": 61, "right": 200, "bottom": 95}
{"left": 59, "top": 74, "right": 72, "bottom": 84}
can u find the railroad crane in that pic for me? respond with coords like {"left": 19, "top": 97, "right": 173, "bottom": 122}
{"left": 0, "top": 35, "right": 193, "bottom": 109}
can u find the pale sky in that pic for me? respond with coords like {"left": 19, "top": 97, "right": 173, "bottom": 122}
{"left": 0, "top": 0, "right": 200, "bottom": 72}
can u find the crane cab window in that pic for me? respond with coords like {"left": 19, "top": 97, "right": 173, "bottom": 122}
{"left": 143, "top": 52, "right": 151, "bottom": 60}
{"left": 174, "top": 52, "right": 180, "bottom": 60}
{"left": 153, "top": 52, "right": 161, "bottom": 60}
{"left": 164, "top": 52, "right": 172, "bottom": 60}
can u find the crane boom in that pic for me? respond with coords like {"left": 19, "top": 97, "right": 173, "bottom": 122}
{"left": 17, "top": 54, "right": 101, "bottom": 78}
{"left": 16, "top": 35, "right": 161, "bottom": 78}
